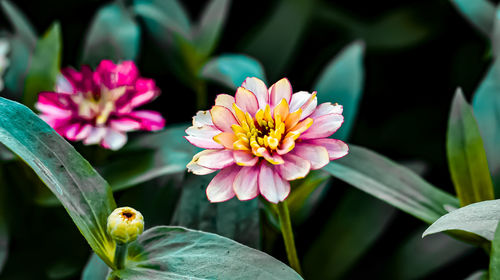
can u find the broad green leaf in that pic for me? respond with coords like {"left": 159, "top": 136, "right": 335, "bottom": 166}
{"left": 201, "top": 54, "right": 266, "bottom": 90}
{"left": 323, "top": 145, "right": 459, "bottom": 224}
{"left": 0, "top": 165, "right": 8, "bottom": 273}
{"left": 0, "top": 97, "right": 116, "bottom": 267}
{"left": 171, "top": 174, "right": 260, "bottom": 248}
{"left": 2, "top": 36, "right": 32, "bottom": 98}
{"left": 99, "top": 124, "right": 197, "bottom": 191}
{"left": 82, "top": 253, "right": 109, "bottom": 280}
{"left": 0, "top": 0, "right": 36, "bottom": 47}
{"left": 447, "top": 89, "right": 494, "bottom": 206}
{"left": 304, "top": 189, "right": 395, "bottom": 279}
{"left": 113, "top": 226, "right": 302, "bottom": 280}
{"left": 132, "top": 0, "right": 190, "bottom": 37}
{"left": 23, "top": 23, "right": 61, "bottom": 110}
{"left": 82, "top": 3, "right": 141, "bottom": 66}
{"left": 243, "top": 0, "right": 314, "bottom": 80}
{"left": 383, "top": 226, "right": 472, "bottom": 279}
{"left": 423, "top": 199, "right": 500, "bottom": 241}
{"left": 490, "top": 220, "right": 500, "bottom": 278}
{"left": 193, "top": 0, "right": 230, "bottom": 56}
{"left": 451, "top": 0, "right": 495, "bottom": 37}
{"left": 473, "top": 60, "right": 500, "bottom": 194}
{"left": 314, "top": 41, "right": 364, "bottom": 140}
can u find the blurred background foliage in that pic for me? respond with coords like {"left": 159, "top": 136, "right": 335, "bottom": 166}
{"left": 0, "top": 0, "right": 497, "bottom": 279}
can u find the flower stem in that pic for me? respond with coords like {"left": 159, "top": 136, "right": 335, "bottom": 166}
{"left": 114, "top": 242, "right": 128, "bottom": 270}
{"left": 277, "top": 201, "right": 302, "bottom": 275}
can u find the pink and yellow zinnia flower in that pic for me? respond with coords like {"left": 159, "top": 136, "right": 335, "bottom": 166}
{"left": 36, "top": 60, "right": 165, "bottom": 150}
{"left": 186, "top": 77, "right": 348, "bottom": 203}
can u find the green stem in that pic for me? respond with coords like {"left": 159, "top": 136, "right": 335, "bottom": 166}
{"left": 114, "top": 242, "right": 128, "bottom": 270}
{"left": 277, "top": 201, "right": 302, "bottom": 275}
{"left": 194, "top": 80, "right": 208, "bottom": 110}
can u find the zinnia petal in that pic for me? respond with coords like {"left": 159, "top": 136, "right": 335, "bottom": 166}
{"left": 299, "top": 113, "right": 344, "bottom": 140}
{"left": 291, "top": 143, "right": 330, "bottom": 169}
{"left": 276, "top": 153, "right": 311, "bottom": 180}
{"left": 235, "top": 87, "right": 259, "bottom": 116}
{"left": 241, "top": 77, "right": 268, "bottom": 109}
{"left": 206, "top": 165, "right": 241, "bottom": 202}
{"left": 269, "top": 78, "right": 292, "bottom": 109}
{"left": 305, "top": 138, "right": 349, "bottom": 160}
{"left": 233, "top": 165, "right": 259, "bottom": 200}
{"left": 195, "top": 149, "right": 235, "bottom": 170}
{"left": 289, "top": 91, "right": 317, "bottom": 120}
{"left": 101, "top": 129, "right": 127, "bottom": 151}
{"left": 233, "top": 150, "right": 259, "bottom": 166}
{"left": 185, "top": 126, "right": 224, "bottom": 149}
{"left": 210, "top": 105, "right": 238, "bottom": 132}
{"left": 128, "top": 110, "right": 165, "bottom": 131}
{"left": 258, "top": 162, "right": 290, "bottom": 203}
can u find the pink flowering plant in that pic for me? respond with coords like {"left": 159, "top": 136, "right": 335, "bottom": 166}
{"left": 35, "top": 60, "right": 165, "bottom": 150}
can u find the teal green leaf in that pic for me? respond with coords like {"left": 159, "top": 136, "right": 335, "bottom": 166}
{"left": 0, "top": 165, "right": 8, "bottom": 273}
{"left": 0, "top": 0, "right": 36, "bottom": 47}
{"left": 490, "top": 220, "right": 500, "bottom": 278}
{"left": 314, "top": 41, "right": 364, "bottom": 140}
{"left": 473, "top": 61, "right": 500, "bottom": 195}
{"left": 323, "top": 145, "right": 459, "bottom": 224}
{"left": 99, "top": 124, "right": 197, "bottom": 191}
{"left": 172, "top": 174, "right": 260, "bottom": 248}
{"left": 3, "top": 36, "right": 32, "bottom": 97}
{"left": 201, "top": 54, "right": 266, "bottom": 90}
{"left": 82, "top": 253, "right": 109, "bottom": 280}
{"left": 112, "top": 226, "right": 302, "bottom": 280}
{"left": 447, "top": 89, "right": 494, "bottom": 206}
{"left": 304, "top": 189, "right": 395, "bottom": 279}
{"left": 193, "top": 0, "right": 230, "bottom": 56}
{"left": 0, "top": 97, "right": 116, "bottom": 267}
{"left": 243, "top": 0, "right": 314, "bottom": 80}
{"left": 383, "top": 226, "right": 472, "bottom": 279}
{"left": 82, "top": 3, "right": 141, "bottom": 66}
{"left": 451, "top": 0, "right": 495, "bottom": 37}
{"left": 423, "top": 199, "right": 500, "bottom": 241}
{"left": 23, "top": 23, "right": 62, "bottom": 110}
{"left": 132, "top": 0, "right": 190, "bottom": 37}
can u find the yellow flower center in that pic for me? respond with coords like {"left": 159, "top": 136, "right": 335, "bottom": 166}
{"left": 73, "top": 86, "right": 128, "bottom": 125}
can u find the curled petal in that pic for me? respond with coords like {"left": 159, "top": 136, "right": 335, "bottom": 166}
{"left": 241, "top": 77, "right": 268, "bottom": 109}
{"left": 215, "top": 94, "right": 236, "bottom": 113}
{"left": 109, "top": 118, "right": 141, "bottom": 132}
{"left": 276, "top": 153, "right": 311, "bottom": 180}
{"left": 259, "top": 163, "right": 290, "bottom": 204}
{"left": 291, "top": 143, "right": 330, "bottom": 169}
{"left": 127, "top": 78, "right": 159, "bottom": 109}
{"left": 300, "top": 113, "right": 343, "bottom": 140}
{"left": 277, "top": 136, "right": 295, "bottom": 155}
{"left": 289, "top": 91, "right": 317, "bottom": 120}
{"left": 192, "top": 110, "right": 215, "bottom": 127}
{"left": 195, "top": 149, "right": 235, "bottom": 170}
{"left": 128, "top": 110, "right": 165, "bottom": 131}
{"left": 233, "top": 165, "right": 260, "bottom": 200}
{"left": 207, "top": 165, "right": 241, "bottom": 202}
{"left": 235, "top": 87, "right": 259, "bottom": 116}
{"left": 185, "top": 126, "right": 224, "bottom": 149}
{"left": 310, "top": 102, "right": 343, "bottom": 119}
{"left": 101, "top": 129, "right": 127, "bottom": 151}
{"left": 269, "top": 78, "right": 292, "bottom": 109}
{"left": 233, "top": 150, "right": 259, "bottom": 166}
{"left": 213, "top": 132, "right": 237, "bottom": 149}
{"left": 83, "top": 127, "right": 107, "bottom": 145}
{"left": 305, "top": 138, "right": 349, "bottom": 160}
{"left": 96, "top": 60, "right": 139, "bottom": 89}
{"left": 210, "top": 105, "right": 239, "bottom": 132}
{"left": 187, "top": 160, "right": 217, "bottom": 175}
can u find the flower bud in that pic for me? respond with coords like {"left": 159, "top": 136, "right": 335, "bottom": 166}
{"left": 107, "top": 207, "right": 144, "bottom": 244}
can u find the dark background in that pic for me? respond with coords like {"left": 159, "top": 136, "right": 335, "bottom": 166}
{"left": 0, "top": 0, "right": 495, "bottom": 279}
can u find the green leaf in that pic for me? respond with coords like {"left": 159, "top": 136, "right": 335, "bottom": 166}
{"left": 3, "top": 36, "right": 33, "bottom": 97}
{"left": 490, "top": 220, "right": 500, "bottom": 278}
{"left": 451, "top": 0, "right": 495, "bottom": 37}
{"left": 323, "top": 145, "right": 459, "bottom": 224}
{"left": 473, "top": 60, "right": 500, "bottom": 195}
{"left": 423, "top": 199, "right": 500, "bottom": 241}
{"left": 113, "top": 226, "right": 302, "bottom": 280}
{"left": 0, "top": 165, "right": 8, "bottom": 273}
{"left": 0, "top": 97, "right": 116, "bottom": 267}
{"left": 466, "top": 270, "right": 489, "bottom": 280}
{"left": 82, "top": 3, "right": 141, "bottom": 67}
{"left": 23, "top": 23, "right": 62, "bottom": 110}
{"left": 200, "top": 54, "right": 266, "bottom": 90}
{"left": 82, "top": 253, "right": 109, "bottom": 280}
{"left": 0, "top": 0, "right": 36, "bottom": 47}
{"left": 243, "top": 0, "right": 314, "bottom": 80}
{"left": 193, "top": 0, "right": 230, "bottom": 56}
{"left": 447, "top": 89, "right": 494, "bottom": 206}
{"left": 99, "top": 124, "right": 197, "bottom": 191}
{"left": 132, "top": 0, "right": 190, "bottom": 37}
{"left": 303, "top": 189, "right": 395, "bottom": 279}
{"left": 314, "top": 41, "right": 364, "bottom": 141}
{"left": 383, "top": 226, "right": 472, "bottom": 279}
{"left": 171, "top": 173, "right": 260, "bottom": 248}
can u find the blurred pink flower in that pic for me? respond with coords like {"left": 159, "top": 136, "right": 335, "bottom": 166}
{"left": 186, "top": 77, "right": 348, "bottom": 203}
{"left": 36, "top": 60, "right": 165, "bottom": 150}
